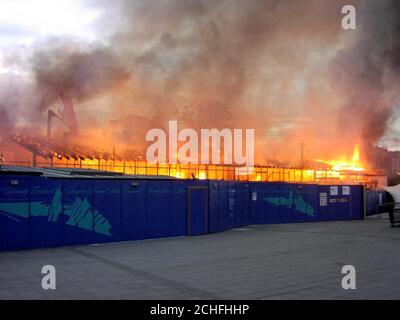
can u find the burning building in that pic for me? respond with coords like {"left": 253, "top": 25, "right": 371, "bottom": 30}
{"left": 0, "top": 0, "right": 398, "bottom": 188}
{"left": 0, "top": 91, "right": 388, "bottom": 187}
{"left": 0, "top": 123, "right": 387, "bottom": 186}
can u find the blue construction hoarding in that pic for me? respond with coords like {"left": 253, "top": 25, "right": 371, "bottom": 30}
{"left": 0, "top": 173, "right": 365, "bottom": 251}
{"left": 249, "top": 183, "right": 363, "bottom": 224}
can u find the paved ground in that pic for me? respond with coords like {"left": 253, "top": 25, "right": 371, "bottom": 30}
{"left": 0, "top": 215, "right": 400, "bottom": 300}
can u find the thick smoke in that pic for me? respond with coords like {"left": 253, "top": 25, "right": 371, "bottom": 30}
{"left": 0, "top": 73, "right": 45, "bottom": 136}
{"left": 91, "top": 0, "right": 354, "bottom": 161}
{"left": 0, "top": 39, "right": 130, "bottom": 139}
{"left": 331, "top": 0, "right": 400, "bottom": 157}
{"left": 0, "top": 0, "right": 399, "bottom": 164}
{"left": 32, "top": 41, "right": 130, "bottom": 109}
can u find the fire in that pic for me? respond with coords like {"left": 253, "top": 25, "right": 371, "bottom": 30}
{"left": 197, "top": 171, "right": 207, "bottom": 180}
{"left": 2, "top": 133, "right": 376, "bottom": 184}
{"left": 315, "top": 144, "right": 365, "bottom": 173}
{"left": 352, "top": 144, "right": 360, "bottom": 162}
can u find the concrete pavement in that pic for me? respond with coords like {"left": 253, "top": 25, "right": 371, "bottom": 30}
{"left": 0, "top": 215, "right": 399, "bottom": 299}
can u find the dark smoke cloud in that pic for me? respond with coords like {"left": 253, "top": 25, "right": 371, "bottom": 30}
{"left": 31, "top": 41, "right": 130, "bottom": 109}
{"left": 88, "top": 0, "right": 361, "bottom": 161}
{"left": 0, "top": 0, "right": 399, "bottom": 164}
{"left": 99, "top": 0, "right": 349, "bottom": 117}
{"left": 0, "top": 73, "right": 44, "bottom": 135}
{"left": 0, "top": 38, "right": 130, "bottom": 139}
{"left": 331, "top": 0, "right": 400, "bottom": 153}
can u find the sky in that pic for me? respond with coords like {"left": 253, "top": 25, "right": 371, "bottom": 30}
{"left": 0, "top": 0, "right": 99, "bottom": 73}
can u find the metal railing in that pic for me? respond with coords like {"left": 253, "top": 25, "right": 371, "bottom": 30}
{"left": 0, "top": 159, "right": 373, "bottom": 184}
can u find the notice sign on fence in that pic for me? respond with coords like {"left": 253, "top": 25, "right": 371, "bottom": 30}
{"left": 330, "top": 186, "right": 339, "bottom": 196}
{"left": 320, "top": 193, "right": 328, "bottom": 206}
{"left": 342, "top": 186, "right": 350, "bottom": 195}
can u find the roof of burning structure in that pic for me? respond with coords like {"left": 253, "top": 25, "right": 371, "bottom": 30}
{"left": 5, "top": 133, "right": 142, "bottom": 162}
{"left": 0, "top": 165, "right": 177, "bottom": 180}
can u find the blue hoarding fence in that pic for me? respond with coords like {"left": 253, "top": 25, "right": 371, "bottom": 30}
{"left": 248, "top": 183, "right": 364, "bottom": 224}
{"left": 0, "top": 174, "right": 365, "bottom": 251}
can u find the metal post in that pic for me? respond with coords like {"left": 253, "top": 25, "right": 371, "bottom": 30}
{"left": 363, "top": 186, "right": 367, "bottom": 220}
{"left": 32, "top": 153, "right": 37, "bottom": 167}
{"left": 112, "top": 147, "right": 115, "bottom": 172}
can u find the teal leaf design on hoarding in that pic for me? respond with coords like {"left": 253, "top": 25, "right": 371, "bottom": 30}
{"left": 64, "top": 197, "right": 111, "bottom": 236}
{"left": 0, "top": 202, "right": 29, "bottom": 219}
{"left": 48, "top": 189, "right": 62, "bottom": 222}
{"left": 264, "top": 190, "right": 314, "bottom": 216}
{"left": 0, "top": 188, "right": 112, "bottom": 236}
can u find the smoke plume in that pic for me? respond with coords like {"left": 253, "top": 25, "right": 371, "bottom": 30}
{"left": 0, "top": 0, "right": 399, "bottom": 165}
{"left": 331, "top": 0, "right": 400, "bottom": 155}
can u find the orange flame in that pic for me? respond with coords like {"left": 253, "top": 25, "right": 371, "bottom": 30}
{"left": 315, "top": 144, "right": 365, "bottom": 172}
